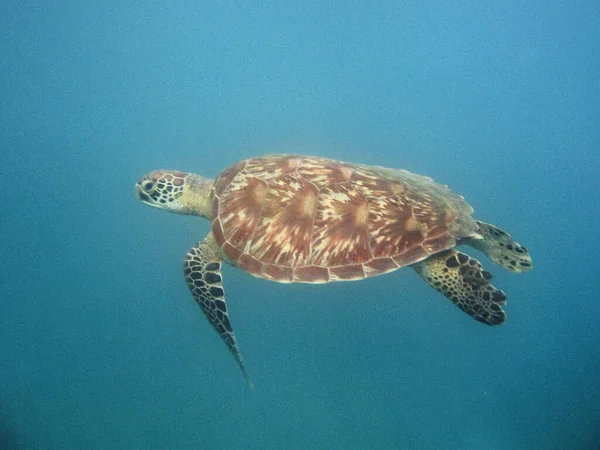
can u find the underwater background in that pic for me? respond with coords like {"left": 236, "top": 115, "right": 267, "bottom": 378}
{"left": 1, "top": 1, "right": 599, "bottom": 449}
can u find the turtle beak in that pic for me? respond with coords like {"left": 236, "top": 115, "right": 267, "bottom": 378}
{"left": 135, "top": 183, "right": 151, "bottom": 203}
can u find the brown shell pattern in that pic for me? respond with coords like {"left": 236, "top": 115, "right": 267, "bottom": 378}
{"left": 211, "top": 155, "right": 478, "bottom": 283}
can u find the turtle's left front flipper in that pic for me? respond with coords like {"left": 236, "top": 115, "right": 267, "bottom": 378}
{"left": 184, "top": 233, "right": 253, "bottom": 387}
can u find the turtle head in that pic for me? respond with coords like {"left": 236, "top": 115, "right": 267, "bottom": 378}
{"left": 135, "top": 170, "right": 213, "bottom": 218}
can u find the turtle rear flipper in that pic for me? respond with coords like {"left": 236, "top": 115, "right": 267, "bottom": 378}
{"left": 465, "top": 221, "right": 533, "bottom": 273}
{"left": 413, "top": 249, "right": 507, "bottom": 326}
{"left": 184, "top": 233, "right": 253, "bottom": 387}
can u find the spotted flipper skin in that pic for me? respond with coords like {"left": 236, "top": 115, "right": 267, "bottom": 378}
{"left": 466, "top": 221, "right": 533, "bottom": 273}
{"left": 184, "top": 234, "right": 252, "bottom": 386}
{"left": 413, "top": 249, "right": 507, "bottom": 325}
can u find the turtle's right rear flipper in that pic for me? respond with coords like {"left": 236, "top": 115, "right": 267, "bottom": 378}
{"left": 466, "top": 221, "right": 533, "bottom": 273}
{"left": 412, "top": 249, "right": 507, "bottom": 326}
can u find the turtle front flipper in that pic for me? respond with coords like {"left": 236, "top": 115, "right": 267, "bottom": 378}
{"left": 184, "top": 234, "right": 253, "bottom": 387}
{"left": 412, "top": 249, "right": 507, "bottom": 325}
{"left": 465, "top": 221, "right": 533, "bottom": 273}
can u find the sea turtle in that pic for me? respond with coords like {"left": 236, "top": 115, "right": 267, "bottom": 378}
{"left": 135, "top": 154, "right": 532, "bottom": 385}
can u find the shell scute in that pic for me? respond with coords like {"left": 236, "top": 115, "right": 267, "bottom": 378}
{"left": 330, "top": 264, "right": 366, "bottom": 281}
{"left": 310, "top": 183, "right": 371, "bottom": 267}
{"left": 293, "top": 265, "right": 330, "bottom": 283}
{"left": 297, "top": 157, "right": 354, "bottom": 184}
{"left": 238, "top": 253, "right": 262, "bottom": 276}
{"left": 213, "top": 160, "right": 245, "bottom": 196}
{"left": 249, "top": 173, "right": 317, "bottom": 267}
{"left": 244, "top": 155, "right": 299, "bottom": 180}
{"left": 217, "top": 176, "right": 266, "bottom": 252}
{"left": 364, "top": 257, "right": 399, "bottom": 275}
{"left": 263, "top": 264, "right": 294, "bottom": 283}
{"left": 422, "top": 234, "right": 456, "bottom": 255}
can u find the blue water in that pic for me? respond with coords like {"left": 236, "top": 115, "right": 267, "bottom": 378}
{"left": 1, "top": 2, "right": 599, "bottom": 449}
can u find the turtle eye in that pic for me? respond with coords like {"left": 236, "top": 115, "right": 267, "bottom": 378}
{"left": 141, "top": 180, "right": 156, "bottom": 192}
